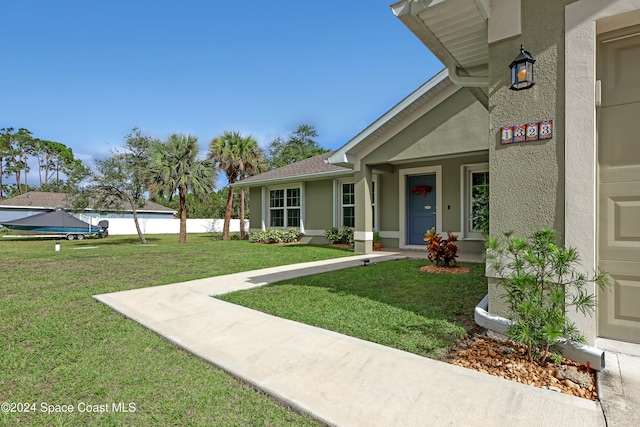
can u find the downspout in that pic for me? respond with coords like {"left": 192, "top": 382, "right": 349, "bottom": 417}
{"left": 474, "top": 295, "right": 606, "bottom": 371}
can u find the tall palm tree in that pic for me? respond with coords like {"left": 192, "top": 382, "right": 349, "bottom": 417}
{"left": 148, "top": 133, "right": 216, "bottom": 244}
{"left": 209, "top": 131, "right": 265, "bottom": 240}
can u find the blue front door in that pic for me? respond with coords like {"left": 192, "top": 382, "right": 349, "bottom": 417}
{"left": 407, "top": 174, "right": 436, "bottom": 245}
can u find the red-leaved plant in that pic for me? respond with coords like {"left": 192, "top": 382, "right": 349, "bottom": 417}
{"left": 423, "top": 228, "right": 458, "bottom": 266}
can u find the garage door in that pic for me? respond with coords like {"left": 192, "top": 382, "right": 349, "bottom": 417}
{"left": 597, "top": 25, "right": 640, "bottom": 343}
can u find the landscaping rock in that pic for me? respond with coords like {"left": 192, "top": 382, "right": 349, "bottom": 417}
{"left": 443, "top": 333, "right": 598, "bottom": 401}
{"left": 556, "top": 365, "right": 593, "bottom": 389}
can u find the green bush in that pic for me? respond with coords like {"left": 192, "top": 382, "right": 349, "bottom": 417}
{"left": 423, "top": 228, "right": 458, "bottom": 266}
{"left": 249, "top": 228, "right": 301, "bottom": 244}
{"left": 486, "top": 228, "right": 609, "bottom": 364}
{"left": 324, "top": 226, "right": 353, "bottom": 246}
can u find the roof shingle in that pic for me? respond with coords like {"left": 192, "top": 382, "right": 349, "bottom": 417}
{"left": 0, "top": 191, "right": 175, "bottom": 212}
{"left": 236, "top": 151, "right": 350, "bottom": 186}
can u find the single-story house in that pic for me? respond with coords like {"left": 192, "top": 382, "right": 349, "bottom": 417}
{"left": 236, "top": 0, "right": 640, "bottom": 347}
{"left": 237, "top": 70, "right": 487, "bottom": 255}
{"left": 0, "top": 191, "right": 176, "bottom": 223}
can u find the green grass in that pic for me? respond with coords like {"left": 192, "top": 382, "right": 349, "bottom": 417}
{"left": 0, "top": 235, "right": 353, "bottom": 426}
{"left": 219, "top": 260, "right": 488, "bottom": 360}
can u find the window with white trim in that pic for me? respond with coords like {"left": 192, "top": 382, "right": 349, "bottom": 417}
{"left": 338, "top": 178, "right": 377, "bottom": 230}
{"left": 341, "top": 183, "right": 355, "bottom": 228}
{"left": 463, "top": 164, "right": 489, "bottom": 238}
{"left": 269, "top": 187, "right": 300, "bottom": 227}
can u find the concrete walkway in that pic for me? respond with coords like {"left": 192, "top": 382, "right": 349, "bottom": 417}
{"left": 94, "top": 253, "right": 636, "bottom": 427}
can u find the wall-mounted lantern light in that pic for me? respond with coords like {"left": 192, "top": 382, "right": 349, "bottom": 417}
{"left": 509, "top": 45, "right": 536, "bottom": 91}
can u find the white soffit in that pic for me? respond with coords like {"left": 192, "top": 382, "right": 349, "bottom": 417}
{"left": 392, "top": 0, "right": 489, "bottom": 75}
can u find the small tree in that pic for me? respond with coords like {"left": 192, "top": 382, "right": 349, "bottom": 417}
{"left": 80, "top": 128, "right": 156, "bottom": 244}
{"left": 486, "top": 228, "right": 609, "bottom": 364}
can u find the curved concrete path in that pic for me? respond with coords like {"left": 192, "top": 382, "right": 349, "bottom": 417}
{"left": 95, "top": 254, "right": 611, "bottom": 427}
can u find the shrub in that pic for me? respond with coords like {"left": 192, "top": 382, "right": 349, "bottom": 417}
{"left": 486, "top": 228, "right": 609, "bottom": 364}
{"left": 324, "top": 226, "right": 353, "bottom": 246}
{"left": 423, "top": 228, "right": 458, "bottom": 266}
{"left": 249, "top": 228, "right": 301, "bottom": 244}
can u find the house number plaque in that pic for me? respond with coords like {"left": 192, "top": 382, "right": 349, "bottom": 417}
{"left": 501, "top": 119, "right": 553, "bottom": 145}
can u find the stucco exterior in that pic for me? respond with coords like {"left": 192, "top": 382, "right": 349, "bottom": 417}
{"left": 304, "top": 180, "right": 335, "bottom": 232}
{"left": 488, "top": 1, "right": 569, "bottom": 241}
{"left": 241, "top": 84, "right": 489, "bottom": 255}
{"left": 487, "top": 0, "right": 572, "bottom": 319}
{"left": 247, "top": 178, "right": 337, "bottom": 244}
{"left": 237, "top": 0, "right": 640, "bottom": 347}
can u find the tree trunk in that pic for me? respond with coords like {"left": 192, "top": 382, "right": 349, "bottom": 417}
{"left": 0, "top": 157, "right": 3, "bottom": 199}
{"left": 132, "top": 204, "right": 148, "bottom": 245}
{"left": 15, "top": 170, "right": 22, "bottom": 194}
{"left": 179, "top": 188, "right": 187, "bottom": 244}
{"left": 240, "top": 187, "right": 246, "bottom": 239}
{"left": 223, "top": 187, "right": 234, "bottom": 240}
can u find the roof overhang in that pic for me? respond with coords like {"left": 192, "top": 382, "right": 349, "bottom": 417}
{"left": 232, "top": 169, "right": 353, "bottom": 188}
{"left": 391, "top": 0, "right": 490, "bottom": 105}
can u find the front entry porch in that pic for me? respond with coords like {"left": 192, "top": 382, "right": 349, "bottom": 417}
{"left": 353, "top": 154, "right": 489, "bottom": 255}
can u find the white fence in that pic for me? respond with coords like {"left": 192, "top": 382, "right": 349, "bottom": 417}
{"left": 84, "top": 217, "right": 249, "bottom": 236}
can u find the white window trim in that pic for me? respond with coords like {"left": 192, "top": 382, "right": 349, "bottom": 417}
{"left": 461, "top": 163, "right": 489, "bottom": 240}
{"left": 336, "top": 176, "right": 378, "bottom": 230}
{"left": 338, "top": 179, "right": 355, "bottom": 228}
{"left": 263, "top": 183, "right": 305, "bottom": 232}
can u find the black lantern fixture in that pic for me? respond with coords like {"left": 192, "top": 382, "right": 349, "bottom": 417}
{"left": 509, "top": 45, "right": 536, "bottom": 91}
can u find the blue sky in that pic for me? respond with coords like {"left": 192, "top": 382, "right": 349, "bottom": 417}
{"left": 2, "top": 1, "right": 442, "bottom": 184}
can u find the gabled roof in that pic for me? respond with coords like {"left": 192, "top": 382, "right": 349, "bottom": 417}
{"left": 0, "top": 191, "right": 176, "bottom": 213}
{"left": 328, "top": 69, "right": 456, "bottom": 167}
{"left": 233, "top": 151, "right": 351, "bottom": 187}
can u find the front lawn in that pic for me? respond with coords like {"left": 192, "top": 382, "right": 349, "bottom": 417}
{"left": 0, "top": 235, "right": 352, "bottom": 426}
{"left": 219, "top": 260, "right": 488, "bottom": 359}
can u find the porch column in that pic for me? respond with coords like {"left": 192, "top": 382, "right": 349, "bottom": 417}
{"left": 354, "top": 165, "right": 373, "bottom": 254}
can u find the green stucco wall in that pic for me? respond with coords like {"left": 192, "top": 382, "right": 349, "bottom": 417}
{"left": 248, "top": 187, "right": 262, "bottom": 230}
{"left": 358, "top": 87, "right": 489, "bottom": 254}
{"left": 363, "top": 88, "right": 488, "bottom": 165}
{"left": 488, "top": 0, "right": 573, "bottom": 317}
{"left": 378, "top": 172, "right": 399, "bottom": 232}
{"left": 488, "top": 0, "right": 569, "bottom": 242}
{"left": 246, "top": 180, "right": 334, "bottom": 236}
{"left": 304, "top": 180, "right": 334, "bottom": 231}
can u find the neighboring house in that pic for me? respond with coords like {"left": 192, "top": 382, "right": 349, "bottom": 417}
{"left": 237, "top": 0, "right": 640, "bottom": 346}
{"left": 0, "top": 191, "right": 176, "bottom": 223}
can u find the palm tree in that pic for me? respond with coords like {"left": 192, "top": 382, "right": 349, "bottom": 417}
{"left": 148, "top": 133, "right": 216, "bottom": 244}
{"left": 209, "top": 131, "right": 265, "bottom": 240}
